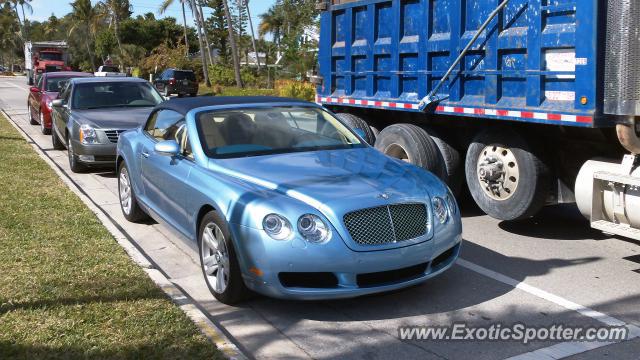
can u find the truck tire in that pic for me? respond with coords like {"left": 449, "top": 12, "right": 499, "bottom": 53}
{"left": 334, "top": 112, "right": 376, "bottom": 145}
{"left": 465, "top": 128, "right": 550, "bottom": 221}
{"left": 375, "top": 124, "right": 447, "bottom": 181}
{"left": 429, "top": 129, "right": 462, "bottom": 195}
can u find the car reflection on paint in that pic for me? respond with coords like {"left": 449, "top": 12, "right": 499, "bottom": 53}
{"left": 116, "top": 96, "right": 462, "bottom": 304}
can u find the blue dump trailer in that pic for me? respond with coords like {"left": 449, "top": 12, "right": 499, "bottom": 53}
{"left": 315, "top": 0, "right": 640, "bottom": 240}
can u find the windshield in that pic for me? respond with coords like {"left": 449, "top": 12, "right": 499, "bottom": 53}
{"left": 39, "top": 52, "right": 63, "bottom": 61}
{"left": 196, "top": 106, "right": 364, "bottom": 158}
{"left": 72, "top": 82, "right": 163, "bottom": 110}
{"left": 45, "top": 77, "right": 76, "bottom": 92}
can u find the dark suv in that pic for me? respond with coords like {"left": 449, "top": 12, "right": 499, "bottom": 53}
{"left": 153, "top": 69, "right": 198, "bottom": 97}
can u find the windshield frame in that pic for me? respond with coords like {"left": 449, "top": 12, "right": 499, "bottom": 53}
{"left": 193, "top": 104, "right": 367, "bottom": 160}
{"left": 70, "top": 81, "right": 163, "bottom": 110}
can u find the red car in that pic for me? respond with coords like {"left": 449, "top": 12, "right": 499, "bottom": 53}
{"left": 28, "top": 71, "right": 93, "bottom": 134}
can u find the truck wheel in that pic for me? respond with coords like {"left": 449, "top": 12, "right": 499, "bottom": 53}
{"left": 375, "top": 124, "right": 447, "bottom": 181}
{"left": 335, "top": 112, "right": 376, "bottom": 145}
{"left": 429, "top": 129, "right": 462, "bottom": 195}
{"left": 465, "top": 128, "right": 550, "bottom": 221}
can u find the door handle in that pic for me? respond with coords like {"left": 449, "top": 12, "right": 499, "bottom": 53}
{"left": 141, "top": 150, "right": 150, "bottom": 158}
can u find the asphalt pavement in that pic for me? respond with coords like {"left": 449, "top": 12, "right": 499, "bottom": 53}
{"left": 1, "top": 75, "right": 639, "bottom": 359}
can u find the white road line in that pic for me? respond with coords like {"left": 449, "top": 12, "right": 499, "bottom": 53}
{"left": 457, "top": 259, "right": 640, "bottom": 359}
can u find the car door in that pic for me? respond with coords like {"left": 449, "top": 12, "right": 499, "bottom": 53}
{"left": 140, "top": 109, "right": 195, "bottom": 236}
{"left": 29, "top": 76, "right": 43, "bottom": 118}
{"left": 52, "top": 82, "right": 72, "bottom": 141}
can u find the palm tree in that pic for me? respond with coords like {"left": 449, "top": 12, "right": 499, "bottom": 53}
{"left": 159, "top": 0, "right": 211, "bottom": 86}
{"left": 222, "top": 0, "right": 242, "bottom": 87}
{"left": 98, "top": 0, "right": 131, "bottom": 68}
{"left": 69, "top": 0, "right": 103, "bottom": 71}
{"left": 243, "top": 0, "right": 261, "bottom": 70}
{"left": 258, "top": 6, "right": 283, "bottom": 57}
{"left": 160, "top": 0, "right": 189, "bottom": 56}
{"left": 196, "top": 0, "right": 214, "bottom": 67}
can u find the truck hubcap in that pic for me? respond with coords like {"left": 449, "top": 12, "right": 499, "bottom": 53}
{"left": 477, "top": 145, "right": 519, "bottom": 201}
{"left": 385, "top": 143, "right": 411, "bottom": 162}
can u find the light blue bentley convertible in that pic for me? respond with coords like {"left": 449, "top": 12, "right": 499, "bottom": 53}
{"left": 117, "top": 96, "right": 462, "bottom": 304}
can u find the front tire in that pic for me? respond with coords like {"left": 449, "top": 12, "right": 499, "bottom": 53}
{"left": 39, "top": 111, "right": 51, "bottom": 135}
{"left": 118, "top": 162, "right": 149, "bottom": 222}
{"left": 67, "top": 136, "right": 85, "bottom": 173}
{"left": 51, "top": 125, "right": 65, "bottom": 150}
{"left": 465, "top": 128, "right": 550, "bottom": 221}
{"left": 199, "top": 211, "right": 249, "bottom": 305}
{"left": 29, "top": 103, "right": 37, "bottom": 125}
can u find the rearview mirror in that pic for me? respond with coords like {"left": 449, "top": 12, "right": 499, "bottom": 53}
{"left": 154, "top": 140, "right": 180, "bottom": 156}
{"left": 51, "top": 99, "right": 65, "bottom": 108}
{"left": 29, "top": 86, "right": 40, "bottom": 93}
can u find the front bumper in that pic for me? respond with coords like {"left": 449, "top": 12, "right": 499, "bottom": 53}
{"left": 231, "top": 223, "right": 462, "bottom": 300}
{"left": 71, "top": 139, "right": 117, "bottom": 166}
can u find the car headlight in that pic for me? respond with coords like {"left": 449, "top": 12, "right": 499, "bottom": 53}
{"left": 446, "top": 191, "right": 458, "bottom": 215}
{"left": 432, "top": 197, "right": 449, "bottom": 224}
{"left": 297, "top": 214, "right": 331, "bottom": 244}
{"left": 45, "top": 100, "right": 52, "bottom": 111}
{"left": 79, "top": 124, "right": 98, "bottom": 144}
{"left": 263, "top": 214, "right": 292, "bottom": 240}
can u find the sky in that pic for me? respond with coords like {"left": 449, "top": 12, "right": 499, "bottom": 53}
{"left": 28, "top": 0, "right": 276, "bottom": 35}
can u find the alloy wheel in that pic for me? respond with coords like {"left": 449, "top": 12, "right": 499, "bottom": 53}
{"left": 119, "top": 167, "right": 132, "bottom": 215}
{"left": 201, "top": 222, "right": 230, "bottom": 294}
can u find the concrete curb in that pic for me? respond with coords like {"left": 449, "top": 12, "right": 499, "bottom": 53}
{"left": 1, "top": 109, "right": 249, "bottom": 360}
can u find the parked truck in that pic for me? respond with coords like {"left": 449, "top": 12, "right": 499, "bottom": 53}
{"left": 315, "top": 0, "right": 640, "bottom": 240}
{"left": 24, "top": 41, "right": 71, "bottom": 85}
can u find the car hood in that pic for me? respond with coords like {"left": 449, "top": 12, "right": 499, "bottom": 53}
{"left": 210, "top": 147, "right": 440, "bottom": 210}
{"left": 72, "top": 107, "right": 153, "bottom": 129}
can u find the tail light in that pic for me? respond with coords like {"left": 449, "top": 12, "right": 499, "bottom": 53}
{"left": 168, "top": 78, "right": 176, "bottom": 85}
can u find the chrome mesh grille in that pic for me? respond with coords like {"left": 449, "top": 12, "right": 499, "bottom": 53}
{"left": 104, "top": 130, "right": 126, "bottom": 143}
{"left": 343, "top": 203, "right": 428, "bottom": 246}
{"left": 604, "top": 0, "right": 640, "bottom": 116}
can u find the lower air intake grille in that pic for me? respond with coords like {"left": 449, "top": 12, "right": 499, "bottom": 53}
{"left": 343, "top": 203, "right": 428, "bottom": 246}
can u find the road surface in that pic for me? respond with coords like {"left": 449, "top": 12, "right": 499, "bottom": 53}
{"left": 1, "top": 75, "right": 639, "bottom": 359}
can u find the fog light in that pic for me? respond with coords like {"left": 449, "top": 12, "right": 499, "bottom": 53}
{"left": 79, "top": 155, "right": 94, "bottom": 162}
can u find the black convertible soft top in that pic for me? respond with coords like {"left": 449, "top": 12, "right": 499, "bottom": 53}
{"left": 154, "top": 96, "right": 313, "bottom": 115}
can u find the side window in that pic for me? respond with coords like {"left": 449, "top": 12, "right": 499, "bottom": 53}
{"left": 174, "top": 124, "right": 193, "bottom": 159}
{"left": 59, "top": 83, "right": 71, "bottom": 103}
{"left": 36, "top": 76, "right": 43, "bottom": 90}
{"left": 144, "top": 110, "right": 184, "bottom": 141}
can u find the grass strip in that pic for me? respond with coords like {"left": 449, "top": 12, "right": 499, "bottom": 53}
{"left": 0, "top": 114, "right": 224, "bottom": 359}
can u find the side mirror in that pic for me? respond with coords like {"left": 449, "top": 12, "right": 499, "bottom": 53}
{"left": 51, "top": 99, "right": 65, "bottom": 108}
{"left": 29, "top": 86, "right": 40, "bottom": 93}
{"left": 154, "top": 140, "right": 180, "bottom": 156}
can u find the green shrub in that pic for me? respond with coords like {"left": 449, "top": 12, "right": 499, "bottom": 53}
{"left": 277, "top": 80, "right": 316, "bottom": 101}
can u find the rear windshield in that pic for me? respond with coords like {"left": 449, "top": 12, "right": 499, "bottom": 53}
{"left": 174, "top": 71, "right": 196, "bottom": 81}
{"left": 100, "top": 66, "right": 120, "bottom": 73}
{"left": 72, "top": 82, "right": 163, "bottom": 109}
